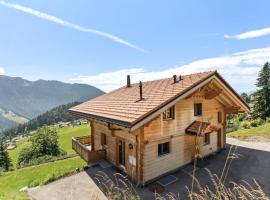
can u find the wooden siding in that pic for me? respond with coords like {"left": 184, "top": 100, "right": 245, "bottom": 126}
{"left": 91, "top": 120, "right": 137, "bottom": 179}
{"left": 201, "top": 132, "right": 218, "bottom": 156}
{"left": 142, "top": 95, "right": 225, "bottom": 183}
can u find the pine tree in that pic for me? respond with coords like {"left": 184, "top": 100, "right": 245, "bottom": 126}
{"left": 252, "top": 62, "right": 270, "bottom": 119}
{"left": 240, "top": 92, "right": 250, "bottom": 103}
{"left": 0, "top": 140, "right": 12, "bottom": 172}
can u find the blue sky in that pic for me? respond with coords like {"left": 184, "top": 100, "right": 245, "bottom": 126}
{"left": 0, "top": 0, "right": 270, "bottom": 92}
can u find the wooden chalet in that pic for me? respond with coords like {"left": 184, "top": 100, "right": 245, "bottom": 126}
{"left": 69, "top": 71, "right": 250, "bottom": 185}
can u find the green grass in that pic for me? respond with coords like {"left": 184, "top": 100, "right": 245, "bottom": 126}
{"left": 227, "top": 123, "right": 270, "bottom": 140}
{"left": 1, "top": 124, "right": 90, "bottom": 200}
{"left": 58, "top": 124, "right": 90, "bottom": 155}
{"left": 9, "top": 124, "right": 90, "bottom": 167}
{"left": 0, "top": 157, "right": 86, "bottom": 200}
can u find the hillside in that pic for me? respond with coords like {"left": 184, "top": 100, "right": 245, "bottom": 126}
{"left": 1, "top": 102, "right": 80, "bottom": 138}
{"left": 0, "top": 124, "right": 89, "bottom": 199}
{"left": 0, "top": 75, "right": 104, "bottom": 131}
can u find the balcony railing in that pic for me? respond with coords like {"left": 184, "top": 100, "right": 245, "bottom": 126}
{"left": 72, "top": 135, "right": 106, "bottom": 164}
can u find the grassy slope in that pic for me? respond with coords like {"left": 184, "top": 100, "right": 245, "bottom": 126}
{"left": 0, "top": 157, "right": 85, "bottom": 200}
{"left": 1, "top": 124, "right": 90, "bottom": 200}
{"left": 9, "top": 124, "right": 89, "bottom": 167}
{"left": 227, "top": 123, "right": 270, "bottom": 140}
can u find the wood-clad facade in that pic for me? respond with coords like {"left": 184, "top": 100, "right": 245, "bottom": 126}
{"left": 82, "top": 89, "right": 231, "bottom": 184}
{"left": 70, "top": 71, "right": 250, "bottom": 185}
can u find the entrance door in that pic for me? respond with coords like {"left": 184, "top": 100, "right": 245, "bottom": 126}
{"left": 118, "top": 139, "right": 125, "bottom": 166}
{"left": 217, "top": 129, "right": 222, "bottom": 149}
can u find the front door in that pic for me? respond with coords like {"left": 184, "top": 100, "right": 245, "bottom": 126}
{"left": 118, "top": 139, "right": 125, "bottom": 166}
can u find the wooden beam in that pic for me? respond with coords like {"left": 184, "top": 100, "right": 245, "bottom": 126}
{"left": 90, "top": 121, "right": 95, "bottom": 151}
{"left": 138, "top": 127, "right": 144, "bottom": 185}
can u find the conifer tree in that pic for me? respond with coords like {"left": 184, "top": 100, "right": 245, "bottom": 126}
{"left": 252, "top": 62, "right": 270, "bottom": 119}
{"left": 0, "top": 140, "right": 12, "bottom": 172}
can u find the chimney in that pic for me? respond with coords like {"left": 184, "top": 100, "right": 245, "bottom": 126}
{"left": 127, "top": 75, "right": 131, "bottom": 87}
{"left": 139, "top": 81, "right": 143, "bottom": 100}
{"left": 173, "top": 75, "right": 177, "bottom": 83}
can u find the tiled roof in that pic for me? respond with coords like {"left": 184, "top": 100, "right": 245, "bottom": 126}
{"left": 185, "top": 121, "right": 218, "bottom": 135}
{"left": 69, "top": 71, "right": 216, "bottom": 127}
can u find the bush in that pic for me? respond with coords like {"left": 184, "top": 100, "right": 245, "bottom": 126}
{"left": 17, "top": 126, "right": 66, "bottom": 167}
{"left": 266, "top": 118, "right": 270, "bottom": 123}
{"left": 250, "top": 120, "right": 259, "bottom": 127}
{"left": 256, "top": 118, "right": 265, "bottom": 125}
{"left": 242, "top": 121, "right": 250, "bottom": 129}
{"left": 17, "top": 152, "right": 69, "bottom": 168}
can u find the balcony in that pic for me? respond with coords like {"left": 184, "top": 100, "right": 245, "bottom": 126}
{"left": 72, "top": 135, "right": 106, "bottom": 164}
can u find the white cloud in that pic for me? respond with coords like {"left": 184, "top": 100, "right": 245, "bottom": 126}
{"left": 71, "top": 46, "right": 270, "bottom": 93}
{"left": 0, "top": 1, "right": 146, "bottom": 53}
{"left": 225, "top": 27, "right": 270, "bottom": 40}
{"left": 0, "top": 67, "right": 5, "bottom": 75}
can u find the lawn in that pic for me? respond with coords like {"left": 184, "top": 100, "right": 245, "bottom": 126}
{"left": 9, "top": 124, "right": 90, "bottom": 167}
{"left": 227, "top": 123, "right": 270, "bottom": 141}
{"left": 0, "top": 157, "right": 86, "bottom": 200}
{"left": 1, "top": 124, "right": 90, "bottom": 200}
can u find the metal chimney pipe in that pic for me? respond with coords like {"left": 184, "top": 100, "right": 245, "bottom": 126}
{"left": 139, "top": 81, "right": 143, "bottom": 100}
{"left": 173, "top": 75, "right": 177, "bottom": 83}
{"left": 127, "top": 75, "right": 131, "bottom": 87}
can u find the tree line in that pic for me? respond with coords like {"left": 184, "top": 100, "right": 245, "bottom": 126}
{"left": 0, "top": 102, "right": 80, "bottom": 139}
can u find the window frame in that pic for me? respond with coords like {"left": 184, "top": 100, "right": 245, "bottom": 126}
{"left": 204, "top": 133, "right": 210, "bottom": 145}
{"left": 158, "top": 142, "right": 170, "bottom": 157}
{"left": 194, "top": 103, "right": 202, "bottom": 116}
{"left": 163, "top": 106, "right": 175, "bottom": 120}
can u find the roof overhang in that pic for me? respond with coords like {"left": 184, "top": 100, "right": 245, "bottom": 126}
{"left": 68, "top": 110, "right": 133, "bottom": 128}
{"left": 130, "top": 72, "right": 250, "bottom": 131}
{"left": 69, "top": 71, "right": 250, "bottom": 132}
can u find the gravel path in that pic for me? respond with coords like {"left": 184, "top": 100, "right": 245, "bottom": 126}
{"left": 28, "top": 171, "right": 107, "bottom": 200}
{"left": 227, "top": 137, "right": 270, "bottom": 152}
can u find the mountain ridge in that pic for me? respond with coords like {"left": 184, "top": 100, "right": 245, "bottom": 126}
{"left": 0, "top": 75, "right": 104, "bottom": 131}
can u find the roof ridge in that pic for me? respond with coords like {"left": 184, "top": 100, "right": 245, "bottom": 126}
{"left": 120, "top": 70, "right": 216, "bottom": 87}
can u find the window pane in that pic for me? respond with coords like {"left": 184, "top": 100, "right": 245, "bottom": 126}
{"left": 163, "top": 142, "right": 170, "bottom": 154}
{"left": 163, "top": 106, "right": 174, "bottom": 119}
{"left": 204, "top": 133, "right": 210, "bottom": 144}
{"left": 194, "top": 103, "right": 202, "bottom": 116}
{"left": 218, "top": 112, "right": 222, "bottom": 123}
{"left": 158, "top": 142, "right": 170, "bottom": 156}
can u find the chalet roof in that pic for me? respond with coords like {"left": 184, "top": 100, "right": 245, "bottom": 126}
{"left": 185, "top": 121, "right": 218, "bottom": 135}
{"left": 69, "top": 71, "right": 249, "bottom": 129}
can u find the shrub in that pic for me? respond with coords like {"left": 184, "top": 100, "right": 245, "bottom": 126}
{"left": 266, "top": 117, "right": 270, "bottom": 123}
{"left": 17, "top": 126, "right": 66, "bottom": 167}
{"left": 17, "top": 152, "right": 69, "bottom": 168}
{"left": 242, "top": 121, "right": 250, "bottom": 129}
{"left": 250, "top": 120, "right": 259, "bottom": 127}
{"left": 256, "top": 118, "right": 265, "bottom": 125}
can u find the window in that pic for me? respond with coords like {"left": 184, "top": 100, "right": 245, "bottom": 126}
{"left": 204, "top": 133, "right": 210, "bottom": 145}
{"left": 218, "top": 112, "right": 222, "bottom": 123}
{"left": 194, "top": 103, "right": 202, "bottom": 116}
{"left": 163, "top": 106, "right": 175, "bottom": 120}
{"left": 101, "top": 133, "right": 107, "bottom": 146}
{"left": 158, "top": 142, "right": 170, "bottom": 156}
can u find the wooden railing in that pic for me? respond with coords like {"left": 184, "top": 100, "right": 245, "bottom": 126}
{"left": 72, "top": 136, "right": 106, "bottom": 164}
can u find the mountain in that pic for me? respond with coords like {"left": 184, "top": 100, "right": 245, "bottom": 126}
{"left": 1, "top": 102, "right": 81, "bottom": 138}
{"left": 0, "top": 75, "right": 104, "bottom": 131}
